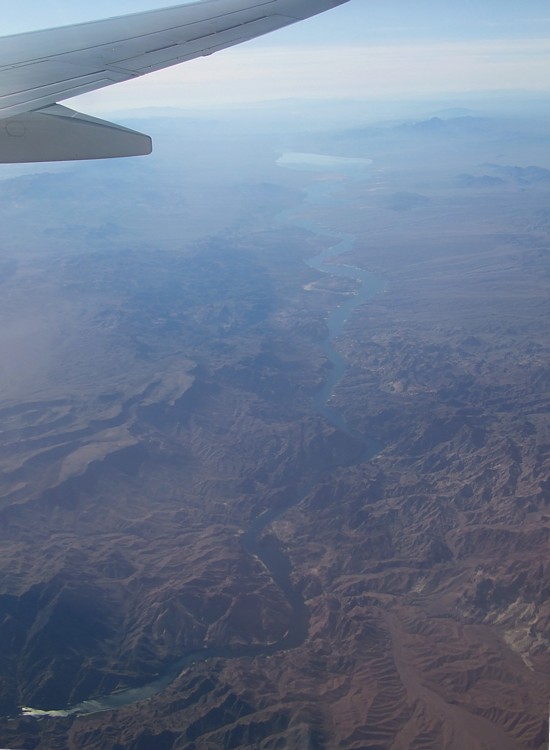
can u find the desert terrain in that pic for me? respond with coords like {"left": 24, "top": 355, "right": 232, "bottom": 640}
{"left": 0, "top": 106, "right": 548, "bottom": 748}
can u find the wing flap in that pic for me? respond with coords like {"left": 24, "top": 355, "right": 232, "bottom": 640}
{"left": 0, "top": 105, "right": 151, "bottom": 162}
{"left": 112, "top": 15, "right": 295, "bottom": 73}
{"left": 0, "top": 66, "right": 119, "bottom": 114}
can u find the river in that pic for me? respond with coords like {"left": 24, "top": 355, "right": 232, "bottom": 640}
{"left": 20, "top": 152, "right": 383, "bottom": 719}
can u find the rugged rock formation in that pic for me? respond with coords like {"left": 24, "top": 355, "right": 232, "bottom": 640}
{"left": 0, "top": 113, "right": 548, "bottom": 748}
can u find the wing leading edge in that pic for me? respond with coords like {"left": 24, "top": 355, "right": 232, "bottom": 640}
{"left": 0, "top": 0, "right": 349, "bottom": 162}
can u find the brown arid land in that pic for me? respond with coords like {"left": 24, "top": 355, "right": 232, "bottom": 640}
{"left": 0, "top": 111, "right": 548, "bottom": 749}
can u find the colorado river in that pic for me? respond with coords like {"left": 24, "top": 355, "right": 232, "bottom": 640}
{"left": 20, "top": 152, "right": 383, "bottom": 719}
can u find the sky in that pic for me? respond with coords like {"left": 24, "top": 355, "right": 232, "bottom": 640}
{"left": 2, "top": 1, "right": 550, "bottom": 113}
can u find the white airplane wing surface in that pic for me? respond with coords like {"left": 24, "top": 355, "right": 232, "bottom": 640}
{"left": 0, "top": 0, "right": 348, "bottom": 162}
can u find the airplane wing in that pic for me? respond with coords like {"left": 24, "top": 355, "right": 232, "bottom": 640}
{"left": 0, "top": 0, "right": 349, "bottom": 162}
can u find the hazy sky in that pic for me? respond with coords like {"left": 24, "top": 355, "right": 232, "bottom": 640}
{"left": 3, "top": 1, "right": 550, "bottom": 112}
